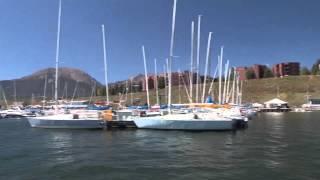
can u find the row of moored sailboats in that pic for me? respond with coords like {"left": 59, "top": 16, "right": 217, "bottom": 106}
{"left": 26, "top": 0, "right": 252, "bottom": 131}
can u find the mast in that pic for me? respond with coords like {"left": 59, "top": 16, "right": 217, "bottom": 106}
{"left": 180, "top": 70, "right": 192, "bottom": 103}
{"left": 201, "top": 32, "right": 213, "bottom": 103}
{"left": 43, "top": 73, "right": 48, "bottom": 109}
{"left": 125, "top": 80, "right": 128, "bottom": 103}
{"left": 71, "top": 81, "right": 78, "bottom": 103}
{"left": 31, "top": 93, "right": 34, "bottom": 106}
{"left": 54, "top": 0, "right": 62, "bottom": 108}
{"left": 142, "top": 46, "right": 150, "bottom": 107}
{"left": 101, "top": 24, "right": 109, "bottom": 103}
{"left": 65, "top": 82, "right": 68, "bottom": 99}
{"left": 154, "top": 58, "right": 159, "bottom": 105}
{"left": 164, "top": 63, "right": 168, "bottom": 104}
{"left": 168, "top": 0, "right": 177, "bottom": 111}
{"left": 231, "top": 68, "right": 236, "bottom": 104}
{"left": 195, "top": 15, "right": 202, "bottom": 103}
{"left": 130, "top": 77, "right": 133, "bottom": 105}
{"left": 89, "top": 81, "right": 96, "bottom": 104}
{"left": 240, "top": 80, "right": 243, "bottom": 105}
{"left": 222, "top": 60, "right": 229, "bottom": 104}
{"left": 178, "top": 69, "right": 181, "bottom": 104}
{"left": 208, "top": 65, "right": 218, "bottom": 95}
{"left": 189, "top": 21, "right": 195, "bottom": 102}
{"left": 236, "top": 74, "right": 240, "bottom": 105}
{"left": 218, "top": 46, "right": 224, "bottom": 104}
{"left": 226, "top": 67, "right": 232, "bottom": 103}
{"left": 1, "top": 87, "right": 8, "bottom": 109}
{"left": 13, "top": 80, "right": 17, "bottom": 104}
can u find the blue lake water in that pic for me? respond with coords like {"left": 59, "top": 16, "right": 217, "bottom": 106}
{"left": 0, "top": 112, "right": 320, "bottom": 179}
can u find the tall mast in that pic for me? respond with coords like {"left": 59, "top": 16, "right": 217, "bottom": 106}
{"left": 31, "top": 93, "right": 34, "bottom": 106}
{"left": 154, "top": 58, "right": 159, "bottom": 105}
{"left": 89, "top": 81, "right": 96, "bottom": 104}
{"left": 231, "top": 68, "right": 236, "bottom": 104}
{"left": 181, "top": 71, "right": 192, "bottom": 103}
{"left": 208, "top": 65, "right": 218, "bottom": 95}
{"left": 13, "top": 80, "right": 17, "bottom": 104}
{"left": 163, "top": 60, "right": 169, "bottom": 104}
{"left": 65, "top": 82, "right": 68, "bottom": 99}
{"left": 51, "top": 83, "right": 54, "bottom": 100}
{"left": 54, "top": 0, "right": 62, "bottom": 107}
{"left": 168, "top": 0, "right": 177, "bottom": 111}
{"left": 101, "top": 24, "right": 109, "bottom": 103}
{"left": 236, "top": 74, "right": 240, "bottom": 105}
{"left": 189, "top": 21, "right": 195, "bottom": 102}
{"left": 225, "top": 67, "right": 232, "bottom": 103}
{"left": 130, "top": 77, "right": 133, "bottom": 105}
{"left": 163, "top": 64, "right": 167, "bottom": 104}
{"left": 71, "top": 81, "right": 79, "bottom": 104}
{"left": 61, "top": 82, "right": 67, "bottom": 99}
{"left": 195, "top": 15, "right": 202, "bottom": 103}
{"left": 125, "top": 80, "right": 128, "bottom": 102}
{"left": 222, "top": 60, "right": 229, "bottom": 104}
{"left": 142, "top": 46, "right": 150, "bottom": 107}
{"left": 43, "top": 73, "right": 48, "bottom": 109}
{"left": 240, "top": 80, "right": 243, "bottom": 105}
{"left": 201, "top": 32, "right": 213, "bottom": 103}
{"left": 1, "top": 87, "right": 8, "bottom": 109}
{"left": 178, "top": 69, "right": 181, "bottom": 104}
{"left": 218, "top": 46, "right": 224, "bottom": 104}
{"left": 71, "top": 81, "right": 78, "bottom": 103}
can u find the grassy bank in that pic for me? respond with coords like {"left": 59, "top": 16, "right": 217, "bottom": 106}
{"left": 100, "top": 75, "right": 320, "bottom": 107}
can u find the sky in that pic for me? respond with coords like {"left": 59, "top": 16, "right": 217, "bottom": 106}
{"left": 0, "top": 0, "right": 319, "bottom": 83}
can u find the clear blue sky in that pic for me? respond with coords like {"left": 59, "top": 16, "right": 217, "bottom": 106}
{"left": 0, "top": 0, "right": 319, "bottom": 83}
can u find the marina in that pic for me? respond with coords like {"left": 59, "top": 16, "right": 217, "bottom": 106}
{"left": 15, "top": 0, "right": 252, "bottom": 131}
{"left": 0, "top": 0, "right": 319, "bottom": 179}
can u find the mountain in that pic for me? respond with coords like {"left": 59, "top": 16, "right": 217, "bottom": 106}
{"left": 0, "top": 67, "right": 102, "bottom": 102}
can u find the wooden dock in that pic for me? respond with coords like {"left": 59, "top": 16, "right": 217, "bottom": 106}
{"left": 105, "top": 120, "right": 137, "bottom": 129}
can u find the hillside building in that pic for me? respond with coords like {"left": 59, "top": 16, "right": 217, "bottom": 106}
{"left": 272, "top": 62, "right": 300, "bottom": 77}
{"left": 236, "top": 64, "right": 267, "bottom": 80}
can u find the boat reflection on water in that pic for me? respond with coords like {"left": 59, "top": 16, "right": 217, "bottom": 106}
{"left": 45, "top": 132, "right": 75, "bottom": 165}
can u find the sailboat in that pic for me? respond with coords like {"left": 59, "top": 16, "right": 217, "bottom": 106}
{"left": 27, "top": 0, "right": 105, "bottom": 129}
{"left": 132, "top": 0, "right": 240, "bottom": 130}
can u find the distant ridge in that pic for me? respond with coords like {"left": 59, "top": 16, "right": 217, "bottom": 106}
{"left": 22, "top": 67, "right": 102, "bottom": 85}
{"left": 0, "top": 67, "right": 102, "bottom": 101}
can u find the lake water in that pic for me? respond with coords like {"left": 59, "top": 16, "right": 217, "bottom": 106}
{"left": 0, "top": 112, "right": 320, "bottom": 180}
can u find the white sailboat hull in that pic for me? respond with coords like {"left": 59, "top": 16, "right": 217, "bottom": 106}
{"left": 133, "top": 112, "right": 235, "bottom": 130}
{"left": 134, "top": 118, "right": 234, "bottom": 130}
{"left": 27, "top": 114, "right": 104, "bottom": 129}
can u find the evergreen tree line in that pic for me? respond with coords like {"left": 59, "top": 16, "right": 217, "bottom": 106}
{"left": 301, "top": 59, "right": 320, "bottom": 75}
{"left": 95, "top": 77, "right": 168, "bottom": 97}
{"left": 245, "top": 66, "right": 274, "bottom": 80}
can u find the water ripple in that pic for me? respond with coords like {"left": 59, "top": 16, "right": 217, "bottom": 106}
{"left": 1, "top": 114, "right": 320, "bottom": 179}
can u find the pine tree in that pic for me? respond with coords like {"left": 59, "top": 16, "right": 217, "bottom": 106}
{"left": 311, "top": 59, "right": 320, "bottom": 75}
{"left": 300, "top": 67, "right": 311, "bottom": 75}
{"left": 246, "top": 69, "right": 256, "bottom": 79}
{"left": 263, "top": 67, "right": 274, "bottom": 78}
